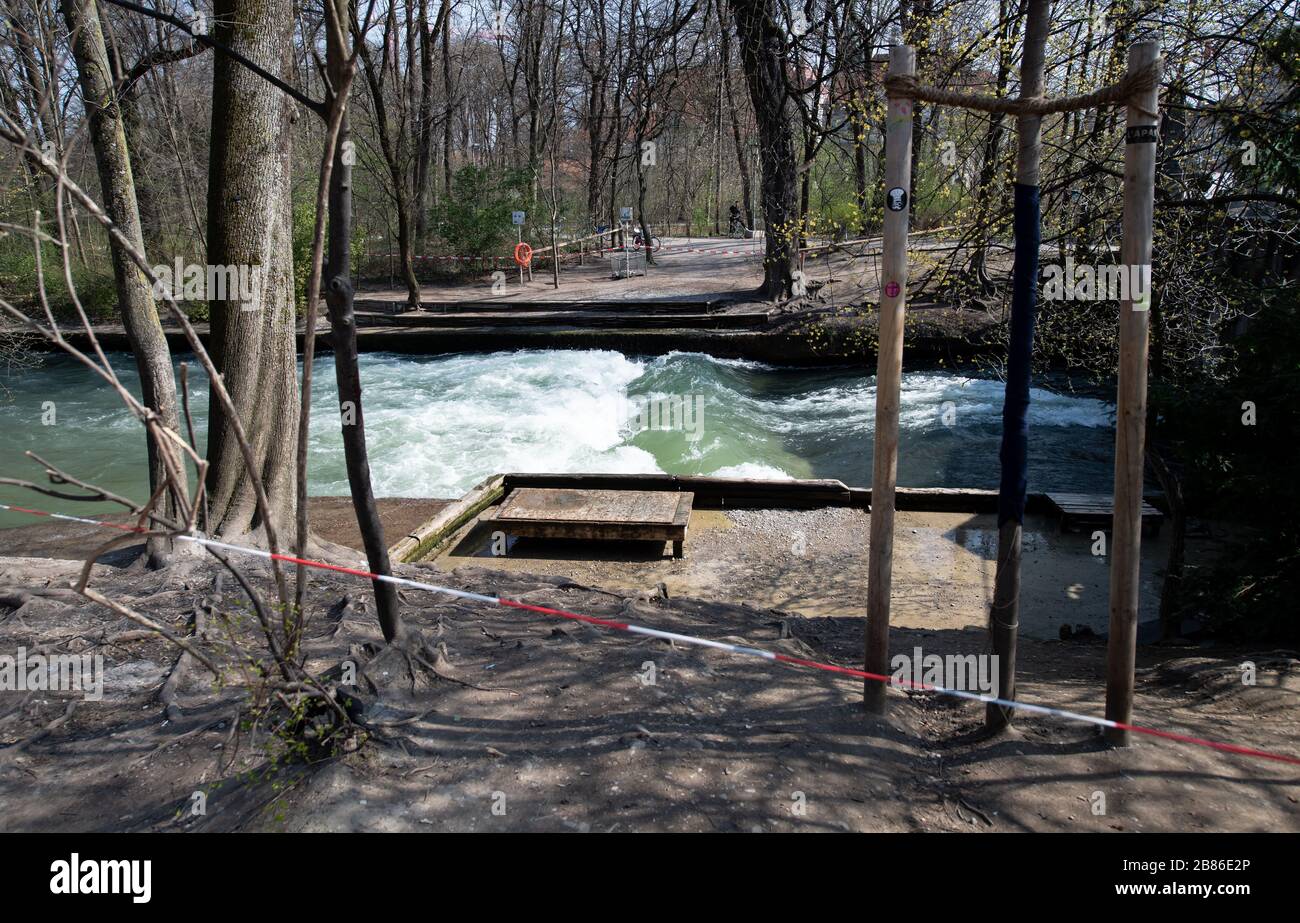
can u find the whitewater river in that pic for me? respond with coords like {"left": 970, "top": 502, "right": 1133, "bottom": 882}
{"left": 0, "top": 350, "right": 1115, "bottom": 528}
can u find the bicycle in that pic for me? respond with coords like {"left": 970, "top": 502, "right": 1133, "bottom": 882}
{"left": 632, "top": 229, "right": 663, "bottom": 252}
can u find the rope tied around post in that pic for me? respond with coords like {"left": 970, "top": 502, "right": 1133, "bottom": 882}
{"left": 883, "top": 59, "right": 1161, "bottom": 118}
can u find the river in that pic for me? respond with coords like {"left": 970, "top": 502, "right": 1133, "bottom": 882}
{"left": 0, "top": 349, "right": 1115, "bottom": 528}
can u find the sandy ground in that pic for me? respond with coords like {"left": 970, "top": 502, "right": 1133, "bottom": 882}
{"left": 430, "top": 506, "right": 1181, "bottom": 642}
{"left": 366, "top": 235, "right": 771, "bottom": 304}
{"left": 361, "top": 233, "right": 964, "bottom": 307}
{"left": 0, "top": 497, "right": 450, "bottom": 565}
{"left": 0, "top": 500, "right": 1295, "bottom": 833}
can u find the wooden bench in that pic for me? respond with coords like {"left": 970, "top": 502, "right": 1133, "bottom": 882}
{"left": 483, "top": 488, "right": 693, "bottom": 558}
{"left": 1046, "top": 492, "right": 1164, "bottom": 537}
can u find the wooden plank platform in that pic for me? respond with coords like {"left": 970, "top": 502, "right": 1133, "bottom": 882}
{"left": 484, "top": 488, "right": 693, "bottom": 558}
{"left": 502, "top": 472, "right": 851, "bottom": 508}
{"left": 1046, "top": 492, "right": 1163, "bottom": 536}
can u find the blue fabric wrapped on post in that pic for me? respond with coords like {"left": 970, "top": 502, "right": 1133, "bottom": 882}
{"left": 997, "top": 182, "right": 1041, "bottom": 527}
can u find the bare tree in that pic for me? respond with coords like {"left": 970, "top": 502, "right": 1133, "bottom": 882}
{"left": 61, "top": 0, "right": 184, "bottom": 566}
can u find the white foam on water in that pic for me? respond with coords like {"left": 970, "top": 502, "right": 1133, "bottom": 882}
{"left": 709, "top": 462, "right": 794, "bottom": 480}
{"left": 302, "top": 350, "right": 1117, "bottom": 497}
{"left": 309, "top": 350, "right": 666, "bottom": 496}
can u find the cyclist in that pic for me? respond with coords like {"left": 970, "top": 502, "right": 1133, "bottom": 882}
{"left": 728, "top": 202, "right": 745, "bottom": 236}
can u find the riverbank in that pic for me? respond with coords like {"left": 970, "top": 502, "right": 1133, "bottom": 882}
{"left": 0, "top": 497, "right": 449, "bottom": 562}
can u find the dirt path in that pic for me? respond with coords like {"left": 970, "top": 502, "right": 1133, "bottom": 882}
{"left": 371, "top": 235, "right": 771, "bottom": 304}
{"left": 0, "top": 497, "right": 449, "bottom": 564}
{"left": 362, "top": 233, "right": 979, "bottom": 308}
{"left": 0, "top": 541, "right": 1295, "bottom": 832}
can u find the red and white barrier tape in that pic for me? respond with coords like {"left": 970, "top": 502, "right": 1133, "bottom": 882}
{"left": 2, "top": 500, "right": 1298, "bottom": 767}
{"left": 412, "top": 240, "right": 763, "bottom": 264}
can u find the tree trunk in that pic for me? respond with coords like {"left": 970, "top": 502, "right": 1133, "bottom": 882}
{"left": 359, "top": 32, "right": 421, "bottom": 308}
{"left": 6, "top": 0, "right": 60, "bottom": 199}
{"left": 441, "top": 1, "right": 454, "bottom": 199}
{"left": 204, "top": 0, "right": 299, "bottom": 542}
{"left": 413, "top": 0, "right": 437, "bottom": 242}
{"left": 713, "top": 63, "right": 723, "bottom": 236}
{"left": 850, "top": 92, "right": 869, "bottom": 226}
{"left": 730, "top": 0, "right": 797, "bottom": 298}
{"left": 62, "top": 0, "right": 182, "bottom": 562}
{"left": 717, "top": 0, "right": 754, "bottom": 227}
{"left": 326, "top": 0, "right": 404, "bottom": 643}
{"left": 798, "top": 131, "right": 813, "bottom": 247}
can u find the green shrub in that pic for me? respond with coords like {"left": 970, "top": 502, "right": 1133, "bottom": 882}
{"left": 430, "top": 165, "right": 535, "bottom": 258}
{"left": 0, "top": 232, "right": 118, "bottom": 322}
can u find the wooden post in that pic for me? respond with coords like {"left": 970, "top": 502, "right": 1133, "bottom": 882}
{"left": 863, "top": 44, "right": 914, "bottom": 715}
{"left": 987, "top": 0, "right": 1050, "bottom": 731}
{"left": 517, "top": 225, "right": 524, "bottom": 286}
{"left": 1104, "top": 39, "right": 1161, "bottom": 746}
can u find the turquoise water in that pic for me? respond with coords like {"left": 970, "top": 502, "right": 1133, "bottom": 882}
{"left": 0, "top": 350, "right": 1116, "bottom": 529}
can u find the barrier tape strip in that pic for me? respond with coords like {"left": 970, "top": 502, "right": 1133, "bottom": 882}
{"left": 412, "top": 240, "right": 764, "bottom": 264}
{"left": 2, "top": 501, "right": 1298, "bottom": 767}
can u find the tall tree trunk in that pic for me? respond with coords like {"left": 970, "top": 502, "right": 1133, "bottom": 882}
{"left": 850, "top": 91, "right": 869, "bottom": 227}
{"left": 413, "top": 0, "right": 437, "bottom": 242}
{"left": 730, "top": 0, "right": 797, "bottom": 298}
{"left": 1150, "top": 82, "right": 1189, "bottom": 640}
{"left": 359, "top": 33, "right": 421, "bottom": 308}
{"left": 713, "top": 62, "right": 723, "bottom": 236}
{"left": 798, "top": 130, "right": 813, "bottom": 247}
{"left": 62, "top": 0, "right": 182, "bottom": 562}
{"left": 6, "top": 0, "right": 60, "bottom": 199}
{"left": 204, "top": 0, "right": 299, "bottom": 541}
{"left": 717, "top": 0, "right": 754, "bottom": 227}
{"left": 441, "top": 0, "right": 454, "bottom": 199}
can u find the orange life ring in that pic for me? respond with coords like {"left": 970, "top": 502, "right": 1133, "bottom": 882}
{"left": 513, "top": 242, "right": 533, "bottom": 267}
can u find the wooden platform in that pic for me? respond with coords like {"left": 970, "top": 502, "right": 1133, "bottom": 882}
{"left": 1046, "top": 492, "right": 1163, "bottom": 536}
{"left": 483, "top": 488, "right": 694, "bottom": 558}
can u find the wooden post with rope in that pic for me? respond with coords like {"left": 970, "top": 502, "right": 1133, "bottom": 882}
{"left": 1105, "top": 39, "right": 1162, "bottom": 746}
{"left": 861, "top": 30, "right": 1161, "bottom": 726}
{"left": 987, "top": 0, "right": 1049, "bottom": 731}
{"left": 863, "top": 44, "right": 915, "bottom": 715}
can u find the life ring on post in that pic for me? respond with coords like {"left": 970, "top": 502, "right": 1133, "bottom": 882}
{"left": 513, "top": 242, "right": 533, "bottom": 267}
